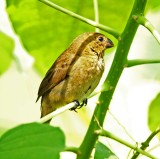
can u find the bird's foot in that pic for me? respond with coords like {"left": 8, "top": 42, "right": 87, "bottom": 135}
{"left": 70, "top": 98, "right": 88, "bottom": 112}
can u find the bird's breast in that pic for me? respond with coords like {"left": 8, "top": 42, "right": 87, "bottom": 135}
{"left": 64, "top": 55, "right": 104, "bottom": 99}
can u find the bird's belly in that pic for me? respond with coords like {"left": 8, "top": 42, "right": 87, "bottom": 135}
{"left": 47, "top": 57, "right": 104, "bottom": 109}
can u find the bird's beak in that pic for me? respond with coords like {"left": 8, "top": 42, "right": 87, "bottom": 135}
{"left": 106, "top": 38, "right": 114, "bottom": 48}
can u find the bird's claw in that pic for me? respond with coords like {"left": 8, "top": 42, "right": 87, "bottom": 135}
{"left": 69, "top": 98, "right": 88, "bottom": 112}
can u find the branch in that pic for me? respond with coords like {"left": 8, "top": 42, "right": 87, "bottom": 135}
{"left": 95, "top": 129, "right": 158, "bottom": 159}
{"left": 38, "top": 0, "right": 120, "bottom": 39}
{"left": 64, "top": 146, "right": 80, "bottom": 155}
{"left": 126, "top": 59, "right": 160, "bottom": 67}
{"left": 38, "top": 86, "right": 104, "bottom": 123}
{"left": 77, "top": 0, "right": 148, "bottom": 158}
{"left": 38, "top": 102, "right": 76, "bottom": 123}
{"left": 133, "top": 15, "right": 160, "bottom": 44}
{"left": 131, "top": 129, "right": 160, "bottom": 159}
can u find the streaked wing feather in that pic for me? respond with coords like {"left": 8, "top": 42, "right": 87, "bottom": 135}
{"left": 36, "top": 51, "right": 76, "bottom": 102}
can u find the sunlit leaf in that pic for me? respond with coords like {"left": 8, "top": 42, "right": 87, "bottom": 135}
{"left": 147, "top": 0, "right": 160, "bottom": 11}
{"left": 0, "top": 123, "right": 65, "bottom": 159}
{"left": 6, "top": 0, "right": 93, "bottom": 75}
{"left": 148, "top": 93, "right": 160, "bottom": 132}
{"left": 6, "top": 0, "right": 134, "bottom": 75}
{"left": 0, "top": 31, "right": 14, "bottom": 75}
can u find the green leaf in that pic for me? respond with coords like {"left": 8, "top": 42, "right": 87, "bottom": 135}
{"left": 0, "top": 123, "right": 65, "bottom": 159}
{"left": 94, "top": 141, "right": 118, "bottom": 159}
{"left": 0, "top": 31, "right": 14, "bottom": 75}
{"left": 6, "top": 0, "right": 94, "bottom": 75}
{"left": 147, "top": 0, "right": 160, "bottom": 11}
{"left": 148, "top": 93, "right": 160, "bottom": 132}
{"left": 6, "top": 0, "right": 133, "bottom": 76}
{"left": 99, "top": 0, "right": 134, "bottom": 32}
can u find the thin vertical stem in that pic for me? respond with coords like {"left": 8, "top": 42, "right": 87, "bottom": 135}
{"left": 93, "top": 0, "right": 100, "bottom": 32}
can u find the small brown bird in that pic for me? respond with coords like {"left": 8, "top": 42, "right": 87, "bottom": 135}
{"left": 36, "top": 32, "right": 113, "bottom": 118}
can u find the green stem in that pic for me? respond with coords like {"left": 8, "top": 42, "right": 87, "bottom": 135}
{"left": 133, "top": 15, "right": 160, "bottom": 44}
{"left": 77, "top": 0, "right": 147, "bottom": 159}
{"left": 126, "top": 59, "right": 160, "bottom": 67}
{"left": 131, "top": 129, "right": 160, "bottom": 159}
{"left": 64, "top": 146, "right": 80, "bottom": 155}
{"left": 93, "top": 0, "right": 99, "bottom": 32}
{"left": 38, "top": 0, "right": 120, "bottom": 39}
{"left": 96, "top": 129, "right": 158, "bottom": 159}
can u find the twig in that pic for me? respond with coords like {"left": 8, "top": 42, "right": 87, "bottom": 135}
{"left": 133, "top": 15, "right": 160, "bottom": 44}
{"left": 38, "top": 0, "right": 120, "bottom": 39}
{"left": 38, "top": 102, "right": 76, "bottom": 123}
{"left": 64, "top": 146, "right": 80, "bottom": 155}
{"left": 131, "top": 129, "right": 160, "bottom": 159}
{"left": 126, "top": 59, "right": 160, "bottom": 67}
{"left": 96, "top": 129, "right": 158, "bottom": 159}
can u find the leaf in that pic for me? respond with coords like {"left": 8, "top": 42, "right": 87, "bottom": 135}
{"left": 6, "top": 0, "right": 134, "bottom": 76}
{"left": 94, "top": 141, "right": 118, "bottom": 159}
{"left": 6, "top": 0, "right": 93, "bottom": 75}
{"left": 98, "top": 0, "right": 134, "bottom": 32}
{"left": 147, "top": 0, "right": 160, "bottom": 11}
{"left": 148, "top": 93, "right": 160, "bottom": 132}
{"left": 0, "top": 123, "right": 65, "bottom": 159}
{"left": 0, "top": 31, "right": 14, "bottom": 75}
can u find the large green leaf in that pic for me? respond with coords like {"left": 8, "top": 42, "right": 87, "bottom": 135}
{"left": 0, "top": 31, "right": 14, "bottom": 75}
{"left": 0, "top": 123, "right": 65, "bottom": 159}
{"left": 94, "top": 141, "right": 118, "bottom": 159}
{"left": 147, "top": 0, "right": 160, "bottom": 10}
{"left": 148, "top": 93, "right": 160, "bottom": 132}
{"left": 6, "top": 0, "right": 92, "bottom": 75}
{"left": 6, "top": 0, "right": 134, "bottom": 75}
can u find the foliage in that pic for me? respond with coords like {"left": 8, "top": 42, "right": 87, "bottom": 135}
{"left": 5, "top": 0, "right": 135, "bottom": 75}
{"left": 0, "top": 123, "right": 65, "bottom": 159}
{"left": 148, "top": 93, "right": 160, "bottom": 132}
{"left": 94, "top": 142, "right": 118, "bottom": 159}
{"left": 0, "top": 32, "right": 14, "bottom": 75}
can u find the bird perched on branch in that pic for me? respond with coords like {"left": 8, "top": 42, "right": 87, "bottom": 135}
{"left": 36, "top": 32, "right": 114, "bottom": 118}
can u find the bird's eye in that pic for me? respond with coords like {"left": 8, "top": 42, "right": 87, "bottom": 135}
{"left": 98, "top": 36, "right": 104, "bottom": 42}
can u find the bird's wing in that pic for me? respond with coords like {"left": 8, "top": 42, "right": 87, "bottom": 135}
{"left": 36, "top": 50, "right": 77, "bottom": 102}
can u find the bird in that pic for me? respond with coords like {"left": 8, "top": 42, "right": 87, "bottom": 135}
{"left": 36, "top": 32, "right": 114, "bottom": 118}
